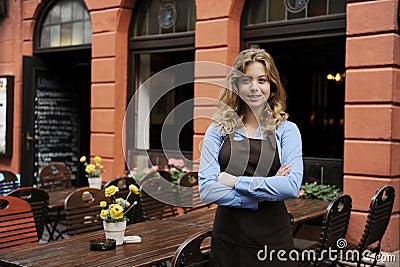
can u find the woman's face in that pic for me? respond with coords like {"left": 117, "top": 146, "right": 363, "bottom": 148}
{"left": 237, "top": 61, "right": 270, "bottom": 114}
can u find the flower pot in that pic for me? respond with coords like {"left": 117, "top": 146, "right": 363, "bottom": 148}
{"left": 103, "top": 220, "right": 127, "bottom": 245}
{"left": 88, "top": 176, "right": 102, "bottom": 189}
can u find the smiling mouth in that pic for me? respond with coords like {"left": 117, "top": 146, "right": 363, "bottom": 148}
{"left": 248, "top": 95, "right": 262, "bottom": 99}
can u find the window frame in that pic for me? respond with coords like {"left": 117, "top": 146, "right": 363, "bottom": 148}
{"left": 34, "top": 0, "right": 92, "bottom": 53}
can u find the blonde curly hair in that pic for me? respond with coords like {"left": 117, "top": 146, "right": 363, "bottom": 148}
{"left": 213, "top": 48, "right": 288, "bottom": 135}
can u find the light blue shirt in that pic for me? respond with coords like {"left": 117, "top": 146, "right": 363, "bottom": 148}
{"left": 198, "top": 120, "right": 303, "bottom": 210}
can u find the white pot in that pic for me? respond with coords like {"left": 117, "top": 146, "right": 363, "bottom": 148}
{"left": 88, "top": 176, "right": 102, "bottom": 189}
{"left": 103, "top": 220, "right": 127, "bottom": 245}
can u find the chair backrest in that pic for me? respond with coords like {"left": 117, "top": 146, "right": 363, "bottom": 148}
{"left": 171, "top": 229, "right": 212, "bottom": 267}
{"left": 38, "top": 163, "right": 73, "bottom": 191}
{"left": 178, "top": 172, "right": 211, "bottom": 214}
{"left": 0, "top": 196, "right": 38, "bottom": 251}
{"left": 64, "top": 187, "right": 107, "bottom": 236}
{"left": 0, "top": 170, "right": 18, "bottom": 196}
{"left": 139, "top": 172, "right": 178, "bottom": 220}
{"left": 314, "top": 194, "right": 352, "bottom": 266}
{"left": 356, "top": 185, "right": 395, "bottom": 254}
{"left": 7, "top": 187, "right": 49, "bottom": 240}
{"left": 104, "top": 177, "right": 144, "bottom": 224}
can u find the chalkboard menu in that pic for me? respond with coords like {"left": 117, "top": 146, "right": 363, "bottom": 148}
{"left": 34, "top": 70, "right": 79, "bottom": 180}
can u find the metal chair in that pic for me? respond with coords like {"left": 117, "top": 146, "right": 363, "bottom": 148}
{"left": 171, "top": 229, "right": 212, "bottom": 267}
{"left": 338, "top": 185, "right": 395, "bottom": 267}
{"left": 138, "top": 172, "right": 179, "bottom": 220}
{"left": 38, "top": 163, "right": 73, "bottom": 191}
{"left": 64, "top": 187, "right": 107, "bottom": 236}
{"left": 0, "top": 196, "right": 38, "bottom": 251}
{"left": 0, "top": 170, "right": 19, "bottom": 196}
{"left": 297, "top": 194, "right": 352, "bottom": 267}
{"left": 104, "top": 176, "right": 144, "bottom": 224}
{"left": 178, "top": 172, "right": 213, "bottom": 214}
{"left": 7, "top": 187, "right": 49, "bottom": 240}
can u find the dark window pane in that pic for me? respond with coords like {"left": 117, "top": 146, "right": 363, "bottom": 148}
{"left": 244, "top": 0, "right": 266, "bottom": 25}
{"left": 268, "top": 0, "right": 285, "bottom": 22}
{"left": 188, "top": 0, "right": 196, "bottom": 31}
{"left": 329, "top": 0, "right": 346, "bottom": 14}
{"left": 287, "top": 9, "right": 305, "bottom": 20}
{"left": 132, "top": 0, "right": 195, "bottom": 37}
{"left": 175, "top": 0, "right": 186, "bottom": 32}
{"left": 308, "top": 0, "right": 326, "bottom": 17}
{"left": 148, "top": 0, "right": 160, "bottom": 35}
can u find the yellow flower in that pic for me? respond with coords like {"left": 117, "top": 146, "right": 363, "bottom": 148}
{"left": 101, "top": 209, "right": 108, "bottom": 218}
{"left": 129, "top": 184, "right": 140, "bottom": 195}
{"left": 105, "top": 185, "right": 119, "bottom": 197}
{"left": 85, "top": 164, "right": 95, "bottom": 174}
{"left": 80, "top": 156, "right": 86, "bottom": 163}
{"left": 94, "top": 156, "right": 102, "bottom": 164}
{"left": 100, "top": 201, "right": 107, "bottom": 208}
{"left": 125, "top": 202, "right": 130, "bottom": 207}
{"left": 109, "top": 204, "right": 124, "bottom": 220}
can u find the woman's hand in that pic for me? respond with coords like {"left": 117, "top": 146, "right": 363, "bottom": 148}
{"left": 276, "top": 163, "right": 291, "bottom": 176}
{"left": 218, "top": 172, "right": 238, "bottom": 188}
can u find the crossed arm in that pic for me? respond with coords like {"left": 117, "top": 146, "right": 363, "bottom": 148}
{"left": 198, "top": 122, "right": 303, "bottom": 210}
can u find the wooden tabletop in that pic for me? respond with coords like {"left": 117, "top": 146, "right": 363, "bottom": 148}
{"left": 46, "top": 187, "right": 94, "bottom": 211}
{"left": 285, "top": 198, "right": 329, "bottom": 223}
{"left": 0, "top": 198, "right": 328, "bottom": 267}
{"left": 165, "top": 198, "right": 329, "bottom": 228}
{"left": 0, "top": 219, "right": 210, "bottom": 267}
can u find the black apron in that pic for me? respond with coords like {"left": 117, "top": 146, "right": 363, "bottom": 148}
{"left": 210, "top": 135, "right": 296, "bottom": 267}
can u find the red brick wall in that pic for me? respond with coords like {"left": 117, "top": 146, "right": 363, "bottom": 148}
{"left": 0, "top": 0, "right": 27, "bottom": 171}
{"left": 345, "top": 0, "right": 400, "bottom": 252}
{"left": 193, "top": 0, "right": 244, "bottom": 166}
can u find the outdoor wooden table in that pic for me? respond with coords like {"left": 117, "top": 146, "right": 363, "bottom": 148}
{"left": 285, "top": 198, "right": 329, "bottom": 223}
{"left": 0, "top": 198, "right": 328, "bottom": 266}
{"left": 165, "top": 198, "right": 329, "bottom": 228}
{"left": 0, "top": 219, "right": 210, "bottom": 267}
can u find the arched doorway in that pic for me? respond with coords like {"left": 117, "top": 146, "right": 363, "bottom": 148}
{"left": 126, "top": 0, "right": 196, "bottom": 170}
{"left": 241, "top": 0, "right": 346, "bottom": 187}
{"left": 20, "top": 0, "right": 91, "bottom": 186}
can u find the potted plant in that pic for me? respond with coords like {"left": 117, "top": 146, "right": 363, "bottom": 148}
{"left": 298, "top": 182, "right": 341, "bottom": 202}
{"left": 80, "top": 155, "right": 104, "bottom": 189}
{"left": 100, "top": 184, "right": 140, "bottom": 245}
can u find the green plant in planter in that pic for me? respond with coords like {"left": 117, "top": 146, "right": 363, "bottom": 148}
{"left": 299, "top": 182, "right": 341, "bottom": 202}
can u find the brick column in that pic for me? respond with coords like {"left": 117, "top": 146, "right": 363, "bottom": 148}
{"left": 344, "top": 0, "right": 400, "bottom": 252}
{"left": 193, "top": 0, "right": 245, "bottom": 167}
{"left": 87, "top": 0, "right": 133, "bottom": 181}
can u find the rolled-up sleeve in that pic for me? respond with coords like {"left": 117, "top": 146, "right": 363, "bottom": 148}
{"left": 234, "top": 121, "right": 303, "bottom": 201}
{"left": 198, "top": 124, "right": 259, "bottom": 210}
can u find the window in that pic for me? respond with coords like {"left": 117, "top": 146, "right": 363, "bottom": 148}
{"left": 132, "top": 0, "right": 195, "bottom": 37}
{"left": 38, "top": 0, "right": 91, "bottom": 48}
{"left": 242, "top": 0, "right": 346, "bottom": 25}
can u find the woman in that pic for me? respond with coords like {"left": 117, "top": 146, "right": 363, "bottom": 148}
{"left": 198, "top": 48, "right": 303, "bottom": 266}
